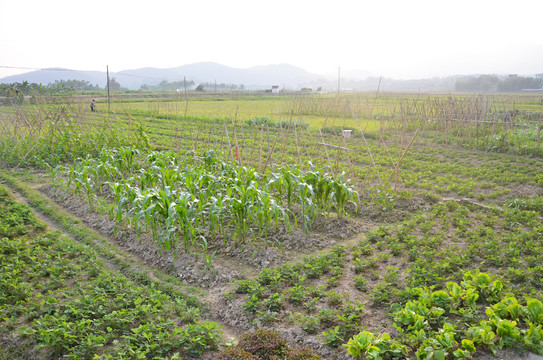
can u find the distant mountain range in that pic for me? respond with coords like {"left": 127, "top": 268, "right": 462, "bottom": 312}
{"left": 7, "top": 63, "right": 514, "bottom": 92}
{"left": 118, "top": 62, "right": 323, "bottom": 89}
{"left": 0, "top": 63, "right": 333, "bottom": 90}
{"left": 0, "top": 68, "right": 108, "bottom": 88}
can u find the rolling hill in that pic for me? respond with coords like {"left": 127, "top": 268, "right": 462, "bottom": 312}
{"left": 0, "top": 63, "right": 326, "bottom": 90}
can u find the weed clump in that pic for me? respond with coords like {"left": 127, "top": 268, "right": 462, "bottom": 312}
{"left": 217, "top": 329, "right": 323, "bottom": 360}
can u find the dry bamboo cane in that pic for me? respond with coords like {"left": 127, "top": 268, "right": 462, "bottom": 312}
{"left": 238, "top": 115, "right": 249, "bottom": 164}
{"left": 318, "top": 128, "right": 333, "bottom": 171}
{"left": 340, "top": 132, "right": 356, "bottom": 181}
{"left": 265, "top": 123, "right": 271, "bottom": 150}
{"left": 258, "top": 127, "right": 264, "bottom": 172}
{"left": 363, "top": 77, "right": 382, "bottom": 132}
{"left": 379, "top": 121, "right": 406, "bottom": 189}
{"left": 16, "top": 141, "right": 41, "bottom": 167}
{"left": 251, "top": 122, "right": 259, "bottom": 165}
{"left": 262, "top": 126, "right": 281, "bottom": 173}
{"left": 7, "top": 126, "right": 26, "bottom": 160}
{"left": 293, "top": 121, "right": 301, "bottom": 163}
{"left": 280, "top": 112, "right": 293, "bottom": 164}
{"left": 387, "top": 129, "right": 419, "bottom": 184}
{"left": 183, "top": 100, "right": 189, "bottom": 152}
{"left": 231, "top": 109, "right": 242, "bottom": 165}
{"left": 334, "top": 137, "right": 342, "bottom": 174}
{"left": 349, "top": 106, "right": 383, "bottom": 185}
{"left": 300, "top": 120, "right": 314, "bottom": 161}
{"left": 223, "top": 122, "right": 234, "bottom": 161}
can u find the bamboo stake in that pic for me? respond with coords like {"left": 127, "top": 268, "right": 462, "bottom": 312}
{"left": 387, "top": 129, "right": 419, "bottom": 184}
{"left": 293, "top": 123, "right": 301, "bottom": 162}
{"left": 258, "top": 127, "right": 264, "bottom": 172}
{"left": 318, "top": 127, "right": 333, "bottom": 171}
{"left": 349, "top": 106, "right": 383, "bottom": 185}
{"left": 280, "top": 112, "right": 293, "bottom": 164}
{"left": 231, "top": 110, "right": 242, "bottom": 165}
{"left": 340, "top": 134, "right": 356, "bottom": 181}
{"left": 224, "top": 122, "right": 234, "bottom": 161}
{"left": 262, "top": 127, "right": 281, "bottom": 173}
{"left": 318, "top": 142, "right": 352, "bottom": 151}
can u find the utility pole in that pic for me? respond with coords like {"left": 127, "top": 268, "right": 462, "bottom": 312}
{"left": 184, "top": 76, "right": 187, "bottom": 97}
{"left": 106, "top": 65, "right": 111, "bottom": 112}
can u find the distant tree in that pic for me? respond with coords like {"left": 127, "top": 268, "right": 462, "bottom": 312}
{"left": 154, "top": 80, "right": 195, "bottom": 91}
{"left": 195, "top": 84, "right": 205, "bottom": 92}
{"left": 19, "top": 81, "right": 31, "bottom": 94}
{"left": 45, "top": 79, "right": 101, "bottom": 92}
{"left": 109, "top": 78, "right": 122, "bottom": 91}
{"left": 0, "top": 80, "right": 101, "bottom": 96}
{"left": 497, "top": 77, "right": 543, "bottom": 92}
{"left": 455, "top": 75, "right": 499, "bottom": 92}
{"left": 455, "top": 75, "right": 542, "bottom": 92}
{"left": 138, "top": 80, "right": 195, "bottom": 91}
{"left": 30, "top": 83, "right": 45, "bottom": 94}
{"left": 48, "top": 80, "right": 73, "bottom": 93}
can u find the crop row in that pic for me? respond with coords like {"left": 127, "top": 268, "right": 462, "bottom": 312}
{"left": 80, "top": 112, "right": 543, "bottom": 198}
{"left": 2, "top": 104, "right": 541, "bottom": 208}
{"left": 0, "top": 183, "right": 221, "bottom": 359}
{"left": 346, "top": 272, "right": 543, "bottom": 359}
{"left": 225, "top": 197, "right": 543, "bottom": 356}
{"left": 48, "top": 146, "right": 358, "bottom": 258}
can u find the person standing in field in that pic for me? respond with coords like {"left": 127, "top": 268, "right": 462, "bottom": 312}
{"left": 90, "top": 99, "right": 96, "bottom": 112}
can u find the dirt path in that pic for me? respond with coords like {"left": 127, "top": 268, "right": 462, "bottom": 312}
{"left": 7, "top": 185, "right": 63, "bottom": 233}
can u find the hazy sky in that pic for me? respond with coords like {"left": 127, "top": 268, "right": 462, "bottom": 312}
{"left": 1, "top": 0, "right": 542, "bottom": 80}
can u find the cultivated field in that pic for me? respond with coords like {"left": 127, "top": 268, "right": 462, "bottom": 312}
{"left": 0, "top": 92, "right": 542, "bottom": 359}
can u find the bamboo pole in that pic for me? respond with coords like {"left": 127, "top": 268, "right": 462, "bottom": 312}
{"left": 349, "top": 106, "right": 383, "bottom": 185}
{"left": 318, "top": 128, "right": 333, "bottom": 171}
{"left": 231, "top": 110, "right": 242, "bottom": 165}
{"left": 258, "top": 127, "right": 264, "bottom": 172}
{"left": 262, "top": 127, "right": 281, "bottom": 173}
{"left": 223, "top": 122, "right": 234, "bottom": 161}
{"left": 387, "top": 129, "right": 419, "bottom": 184}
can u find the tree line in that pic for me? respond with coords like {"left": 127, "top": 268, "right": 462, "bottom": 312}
{"left": 455, "top": 75, "right": 543, "bottom": 92}
{"left": 0, "top": 79, "right": 119, "bottom": 97}
{"left": 139, "top": 80, "right": 245, "bottom": 92}
{"left": 139, "top": 80, "right": 196, "bottom": 91}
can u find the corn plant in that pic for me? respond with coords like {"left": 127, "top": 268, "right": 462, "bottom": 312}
{"left": 331, "top": 172, "right": 358, "bottom": 218}
{"left": 227, "top": 180, "right": 257, "bottom": 243}
{"left": 297, "top": 181, "right": 316, "bottom": 234}
{"left": 52, "top": 147, "right": 360, "bottom": 263}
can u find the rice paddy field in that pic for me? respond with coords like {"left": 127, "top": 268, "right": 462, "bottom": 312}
{"left": 0, "top": 91, "right": 542, "bottom": 360}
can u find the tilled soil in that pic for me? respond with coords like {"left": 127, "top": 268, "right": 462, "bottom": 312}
{"left": 37, "top": 184, "right": 376, "bottom": 358}
{"left": 34, "top": 184, "right": 540, "bottom": 359}
{"left": 40, "top": 184, "right": 367, "bottom": 288}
